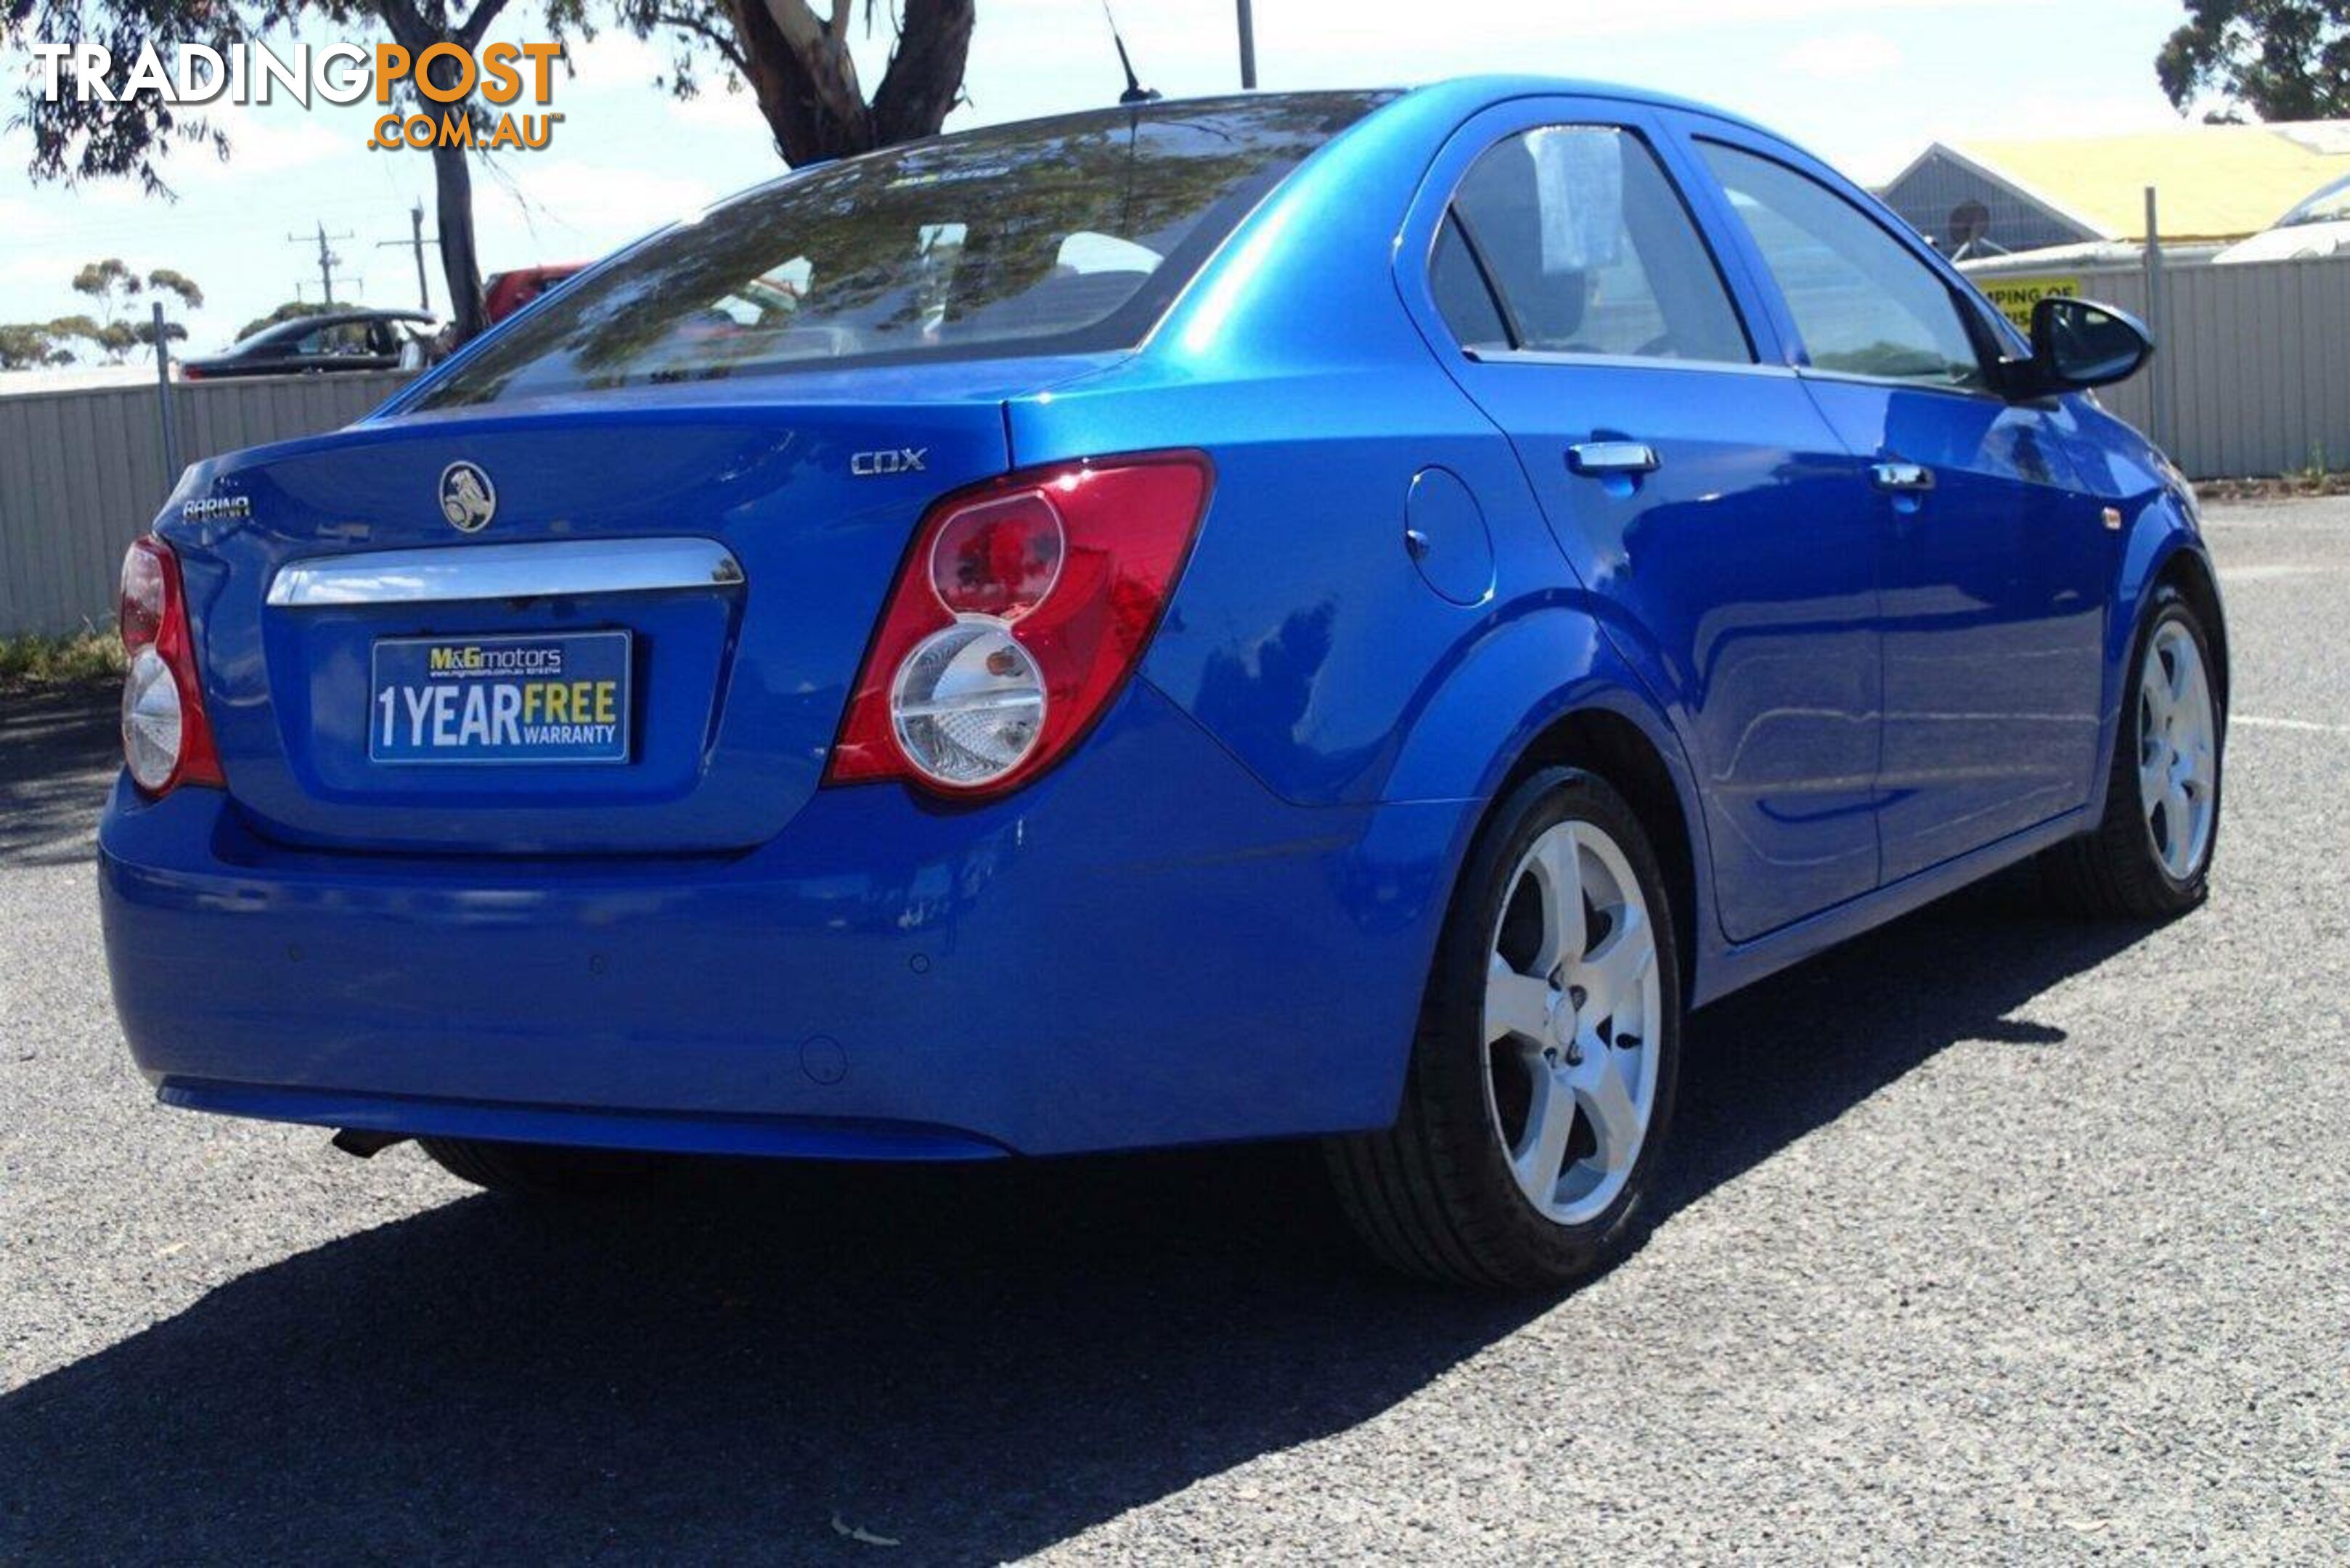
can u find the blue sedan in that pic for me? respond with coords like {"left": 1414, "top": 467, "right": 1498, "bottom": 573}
{"left": 99, "top": 79, "right": 2226, "bottom": 1286}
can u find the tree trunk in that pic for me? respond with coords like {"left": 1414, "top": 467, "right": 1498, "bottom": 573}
{"left": 729, "top": 0, "right": 974, "bottom": 166}
{"left": 431, "top": 123, "right": 486, "bottom": 343}
{"left": 374, "top": 0, "right": 506, "bottom": 346}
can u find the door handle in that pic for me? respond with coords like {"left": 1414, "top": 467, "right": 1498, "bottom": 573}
{"left": 1567, "top": 441, "right": 1661, "bottom": 477}
{"left": 1872, "top": 460, "right": 1935, "bottom": 494}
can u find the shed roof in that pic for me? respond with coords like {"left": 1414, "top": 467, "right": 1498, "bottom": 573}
{"left": 1901, "top": 122, "right": 2350, "bottom": 243}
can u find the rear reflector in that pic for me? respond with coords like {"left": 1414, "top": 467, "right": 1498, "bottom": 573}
{"left": 827, "top": 452, "right": 1212, "bottom": 796}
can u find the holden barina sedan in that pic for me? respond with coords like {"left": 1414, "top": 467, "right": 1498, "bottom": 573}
{"left": 102, "top": 80, "right": 2225, "bottom": 1287}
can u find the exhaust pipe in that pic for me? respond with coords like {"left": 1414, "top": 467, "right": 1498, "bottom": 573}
{"left": 330, "top": 1128, "right": 411, "bottom": 1159}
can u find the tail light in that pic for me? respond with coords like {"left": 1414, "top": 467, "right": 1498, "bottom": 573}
{"left": 117, "top": 536, "right": 224, "bottom": 796}
{"left": 827, "top": 451, "right": 1212, "bottom": 796}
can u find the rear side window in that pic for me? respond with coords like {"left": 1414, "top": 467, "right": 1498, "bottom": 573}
{"left": 1435, "top": 126, "right": 1751, "bottom": 364}
{"left": 1697, "top": 142, "right": 1988, "bottom": 391}
{"left": 417, "top": 93, "right": 1395, "bottom": 409}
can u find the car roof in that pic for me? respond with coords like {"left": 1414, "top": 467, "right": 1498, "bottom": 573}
{"left": 231, "top": 309, "right": 433, "bottom": 348}
{"left": 1395, "top": 74, "right": 1775, "bottom": 131}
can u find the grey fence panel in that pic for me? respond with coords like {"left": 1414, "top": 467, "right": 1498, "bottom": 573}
{"left": 0, "top": 370, "right": 412, "bottom": 636}
{"left": 1968, "top": 253, "right": 2350, "bottom": 478}
{"left": 2167, "top": 258, "right": 2350, "bottom": 477}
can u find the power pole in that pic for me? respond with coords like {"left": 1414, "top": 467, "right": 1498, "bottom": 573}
{"left": 1236, "top": 0, "right": 1257, "bottom": 88}
{"left": 285, "top": 222, "right": 354, "bottom": 305}
{"left": 377, "top": 201, "right": 436, "bottom": 312}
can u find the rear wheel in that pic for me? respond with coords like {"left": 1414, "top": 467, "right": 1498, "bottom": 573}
{"left": 2042, "top": 587, "right": 2222, "bottom": 917}
{"left": 1324, "top": 767, "right": 1682, "bottom": 1289}
{"left": 418, "top": 1137, "right": 665, "bottom": 1199}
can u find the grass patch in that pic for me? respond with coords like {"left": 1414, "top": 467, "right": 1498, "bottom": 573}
{"left": 0, "top": 628, "right": 123, "bottom": 692}
{"left": 2196, "top": 462, "right": 2350, "bottom": 504}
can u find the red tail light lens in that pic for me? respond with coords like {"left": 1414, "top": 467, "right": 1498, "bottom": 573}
{"left": 827, "top": 451, "right": 1213, "bottom": 796}
{"left": 117, "top": 536, "right": 224, "bottom": 796}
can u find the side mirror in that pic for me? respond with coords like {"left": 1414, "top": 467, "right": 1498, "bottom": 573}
{"left": 2011, "top": 296, "right": 2152, "bottom": 397}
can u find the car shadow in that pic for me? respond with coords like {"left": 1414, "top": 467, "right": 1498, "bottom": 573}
{"left": 0, "top": 682, "right": 117, "bottom": 867}
{"left": 0, "top": 859, "right": 2153, "bottom": 1562}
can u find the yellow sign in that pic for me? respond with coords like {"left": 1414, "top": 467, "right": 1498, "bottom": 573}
{"left": 1981, "top": 276, "right": 2082, "bottom": 333}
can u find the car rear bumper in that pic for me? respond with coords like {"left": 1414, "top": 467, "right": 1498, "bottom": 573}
{"left": 98, "top": 682, "right": 1462, "bottom": 1159}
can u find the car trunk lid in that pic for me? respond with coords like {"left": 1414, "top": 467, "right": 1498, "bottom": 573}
{"left": 166, "top": 377, "right": 1046, "bottom": 854}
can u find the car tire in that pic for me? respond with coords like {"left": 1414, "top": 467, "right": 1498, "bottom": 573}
{"left": 417, "top": 1137, "right": 665, "bottom": 1199}
{"left": 1323, "top": 766, "right": 1683, "bottom": 1289}
{"left": 2041, "top": 585, "right": 2223, "bottom": 918}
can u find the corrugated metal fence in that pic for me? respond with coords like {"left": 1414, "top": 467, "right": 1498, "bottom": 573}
{"left": 1994, "top": 254, "right": 2350, "bottom": 481}
{"left": 0, "top": 372, "right": 411, "bottom": 637}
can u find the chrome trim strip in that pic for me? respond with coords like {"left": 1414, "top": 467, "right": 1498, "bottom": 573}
{"left": 266, "top": 538, "right": 745, "bottom": 608}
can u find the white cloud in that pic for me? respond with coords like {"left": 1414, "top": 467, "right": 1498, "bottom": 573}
{"left": 556, "top": 29, "right": 670, "bottom": 94}
{"left": 1779, "top": 31, "right": 1904, "bottom": 81}
{"left": 1933, "top": 91, "right": 2188, "bottom": 148}
{"left": 668, "top": 84, "right": 768, "bottom": 137}
{"left": 187, "top": 105, "right": 345, "bottom": 179}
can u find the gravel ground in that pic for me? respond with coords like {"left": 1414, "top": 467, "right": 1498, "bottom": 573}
{"left": 3, "top": 499, "right": 2346, "bottom": 1564}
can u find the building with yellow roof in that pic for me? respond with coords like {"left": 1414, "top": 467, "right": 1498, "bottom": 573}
{"left": 1880, "top": 122, "right": 2350, "bottom": 256}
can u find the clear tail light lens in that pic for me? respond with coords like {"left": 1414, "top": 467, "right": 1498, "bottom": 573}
{"left": 121, "top": 648, "right": 185, "bottom": 793}
{"left": 891, "top": 620, "right": 1048, "bottom": 785}
{"left": 116, "top": 536, "right": 224, "bottom": 796}
{"left": 828, "top": 451, "right": 1213, "bottom": 796}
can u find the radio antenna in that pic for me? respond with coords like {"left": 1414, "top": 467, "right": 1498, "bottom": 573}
{"left": 1101, "top": 1, "right": 1161, "bottom": 105}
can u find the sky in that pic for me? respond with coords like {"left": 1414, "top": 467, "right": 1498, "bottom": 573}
{"left": 1, "top": 0, "right": 2202, "bottom": 355}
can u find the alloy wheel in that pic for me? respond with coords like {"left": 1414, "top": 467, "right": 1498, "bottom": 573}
{"left": 2138, "top": 619, "right": 2218, "bottom": 881}
{"left": 1482, "top": 820, "right": 1662, "bottom": 1226}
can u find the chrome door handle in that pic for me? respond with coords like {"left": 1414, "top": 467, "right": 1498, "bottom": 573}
{"left": 1872, "top": 460, "right": 1935, "bottom": 494}
{"left": 1567, "top": 441, "right": 1661, "bottom": 477}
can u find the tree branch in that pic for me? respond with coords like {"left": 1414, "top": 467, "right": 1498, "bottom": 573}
{"left": 869, "top": 0, "right": 968, "bottom": 144}
{"left": 456, "top": 0, "right": 511, "bottom": 50}
{"left": 650, "top": 9, "right": 749, "bottom": 74}
{"left": 765, "top": 0, "right": 827, "bottom": 53}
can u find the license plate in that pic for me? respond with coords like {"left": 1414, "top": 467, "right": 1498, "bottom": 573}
{"left": 370, "top": 631, "right": 632, "bottom": 764}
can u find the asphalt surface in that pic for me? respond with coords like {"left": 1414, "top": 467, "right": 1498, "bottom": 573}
{"left": 3, "top": 499, "right": 2346, "bottom": 1564}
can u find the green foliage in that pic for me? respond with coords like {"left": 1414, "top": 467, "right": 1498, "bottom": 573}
{"left": 0, "top": 323, "right": 75, "bottom": 369}
{"left": 237, "top": 301, "right": 335, "bottom": 341}
{"left": 2158, "top": 1, "right": 2350, "bottom": 121}
{"left": 60, "top": 258, "right": 202, "bottom": 360}
{"left": 146, "top": 268, "right": 205, "bottom": 309}
{"left": 0, "top": 629, "right": 123, "bottom": 689}
{"left": 71, "top": 257, "right": 140, "bottom": 301}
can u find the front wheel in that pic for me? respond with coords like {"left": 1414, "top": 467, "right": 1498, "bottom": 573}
{"left": 2042, "top": 585, "right": 2223, "bottom": 917}
{"left": 1325, "top": 767, "right": 1683, "bottom": 1289}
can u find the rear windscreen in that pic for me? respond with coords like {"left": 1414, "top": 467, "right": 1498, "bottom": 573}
{"left": 416, "top": 92, "right": 1395, "bottom": 409}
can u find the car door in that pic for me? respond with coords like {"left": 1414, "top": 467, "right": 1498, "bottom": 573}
{"left": 1687, "top": 131, "right": 2114, "bottom": 880}
{"left": 1400, "top": 99, "right": 1885, "bottom": 942}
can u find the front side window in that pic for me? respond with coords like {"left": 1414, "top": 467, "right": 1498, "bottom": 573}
{"left": 297, "top": 323, "right": 373, "bottom": 357}
{"left": 417, "top": 93, "right": 1395, "bottom": 409}
{"left": 1699, "top": 142, "right": 1988, "bottom": 391}
{"left": 1435, "top": 125, "right": 1751, "bottom": 364}
{"left": 2279, "top": 172, "right": 2350, "bottom": 229}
